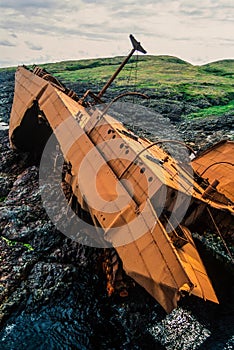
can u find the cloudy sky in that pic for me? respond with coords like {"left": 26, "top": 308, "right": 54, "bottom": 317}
{"left": 0, "top": 0, "right": 233, "bottom": 67}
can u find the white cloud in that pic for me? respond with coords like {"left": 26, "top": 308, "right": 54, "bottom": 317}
{"left": 25, "top": 41, "right": 43, "bottom": 51}
{"left": 0, "top": 0, "right": 233, "bottom": 67}
{"left": 0, "top": 39, "right": 16, "bottom": 47}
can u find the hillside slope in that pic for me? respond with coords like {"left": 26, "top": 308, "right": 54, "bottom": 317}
{"left": 38, "top": 55, "right": 234, "bottom": 121}
{"left": 1, "top": 55, "right": 234, "bottom": 122}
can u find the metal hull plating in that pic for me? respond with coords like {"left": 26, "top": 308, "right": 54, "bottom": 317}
{"left": 9, "top": 65, "right": 233, "bottom": 313}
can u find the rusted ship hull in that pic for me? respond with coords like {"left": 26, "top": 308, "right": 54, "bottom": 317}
{"left": 9, "top": 63, "right": 233, "bottom": 312}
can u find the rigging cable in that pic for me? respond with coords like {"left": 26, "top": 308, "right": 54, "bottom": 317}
{"left": 206, "top": 207, "right": 233, "bottom": 263}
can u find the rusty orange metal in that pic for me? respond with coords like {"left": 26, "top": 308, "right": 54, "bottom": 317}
{"left": 192, "top": 140, "right": 234, "bottom": 203}
{"left": 9, "top": 35, "right": 233, "bottom": 313}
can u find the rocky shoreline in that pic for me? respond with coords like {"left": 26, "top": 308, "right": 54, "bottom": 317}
{"left": 0, "top": 70, "right": 233, "bottom": 349}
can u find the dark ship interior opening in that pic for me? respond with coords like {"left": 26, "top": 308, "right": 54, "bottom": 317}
{"left": 10, "top": 100, "right": 52, "bottom": 156}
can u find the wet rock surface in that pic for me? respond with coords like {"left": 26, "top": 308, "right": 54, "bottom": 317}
{"left": 178, "top": 113, "right": 234, "bottom": 151}
{"left": 0, "top": 70, "right": 234, "bottom": 349}
{"left": 0, "top": 71, "right": 14, "bottom": 131}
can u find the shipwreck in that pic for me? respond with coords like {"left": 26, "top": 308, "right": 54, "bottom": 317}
{"left": 9, "top": 35, "right": 233, "bottom": 313}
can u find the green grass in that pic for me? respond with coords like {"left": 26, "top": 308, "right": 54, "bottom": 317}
{"left": 1, "top": 55, "right": 233, "bottom": 119}
{"left": 200, "top": 59, "right": 234, "bottom": 78}
{"left": 42, "top": 55, "right": 234, "bottom": 106}
{"left": 1, "top": 236, "right": 34, "bottom": 251}
{"left": 187, "top": 100, "right": 234, "bottom": 119}
{"left": 0, "top": 66, "right": 16, "bottom": 72}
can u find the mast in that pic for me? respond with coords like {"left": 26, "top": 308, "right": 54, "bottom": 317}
{"left": 97, "top": 34, "right": 147, "bottom": 99}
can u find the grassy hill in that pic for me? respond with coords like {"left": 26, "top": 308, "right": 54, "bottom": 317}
{"left": 1, "top": 55, "right": 234, "bottom": 120}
